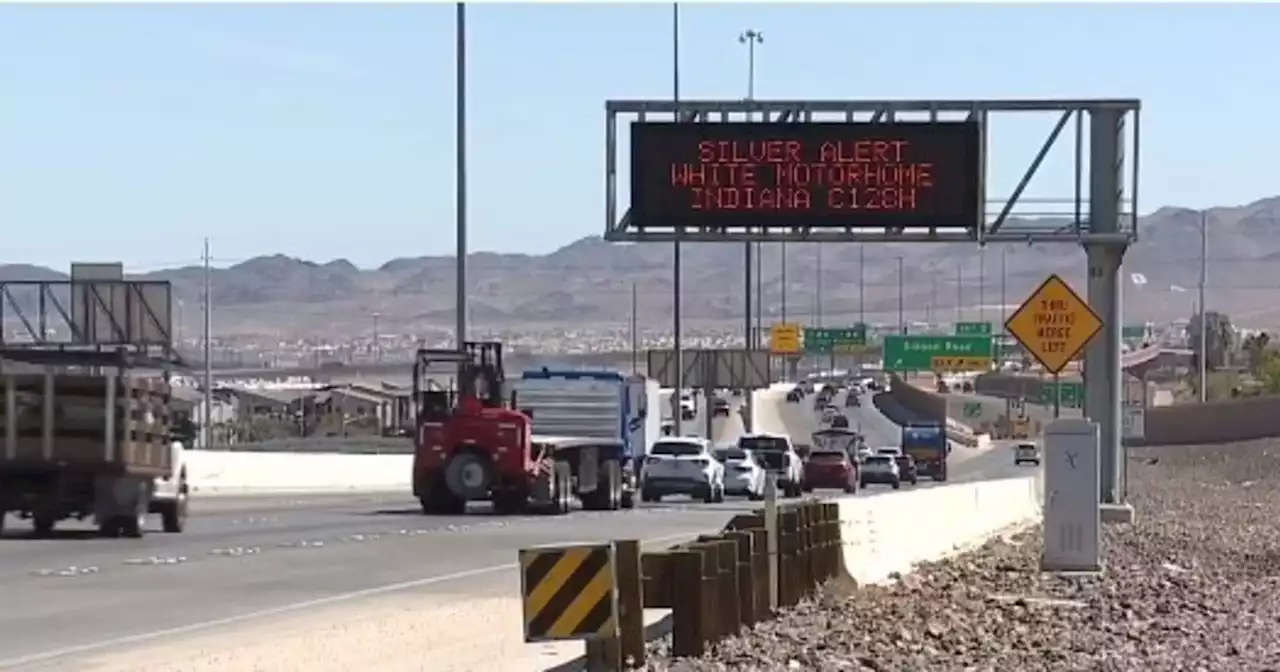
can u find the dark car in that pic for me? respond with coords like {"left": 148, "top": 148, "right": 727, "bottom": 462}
{"left": 830, "top": 415, "right": 850, "bottom": 429}
{"left": 845, "top": 393, "right": 861, "bottom": 408}
{"left": 786, "top": 389, "right": 803, "bottom": 403}
{"left": 712, "top": 397, "right": 731, "bottom": 417}
{"left": 895, "top": 454, "right": 920, "bottom": 485}
{"left": 803, "top": 449, "right": 858, "bottom": 494}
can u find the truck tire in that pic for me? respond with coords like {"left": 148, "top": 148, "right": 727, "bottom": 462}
{"left": 584, "top": 460, "right": 622, "bottom": 511}
{"left": 444, "top": 452, "right": 493, "bottom": 501}
{"left": 120, "top": 513, "right": 146, "bottom": 539}
{"left": 549, "top": 462, "right": 573, "bottom": 515}
{"left": 32, "top": 513, "right": 56, "bottom": 538}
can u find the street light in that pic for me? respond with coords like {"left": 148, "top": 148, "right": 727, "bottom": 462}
{"left": 739, "top": 29, "right": 765, "bottom": 345}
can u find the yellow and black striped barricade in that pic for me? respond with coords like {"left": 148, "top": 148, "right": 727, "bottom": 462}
{"left": 519, "top": 542, "right": 619, "bottom": 642}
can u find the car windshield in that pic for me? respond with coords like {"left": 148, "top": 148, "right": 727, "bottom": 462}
{"left": 1017, "top": 444, "right": 1037, "bottom": 451}
{"left": 739, "top": 436, "right": 789, "bottom": 452}
{"left": 714, "top": 448, "right": 748, "bottom": 462}
{"left": 809, "top": 451, "right": 846, "bottom": 463}
{"left": 652, "top": 442, "right": 702, "bottom": 456}
{"left": 865, "top": 456, "right": 893, "bottom": 465}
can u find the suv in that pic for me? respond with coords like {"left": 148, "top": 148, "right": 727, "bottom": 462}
{"left": 737, "top": 433, "right": 805, "bottom": 497}
{"left": 803, "top": 449, "right": 858, "bottom": 494}
{"left": 860, "top": 454, "right": 901, "bottom": 490}
{"left": 640, "top": 438, "right": 725, "bottom": 503}
{"left": 1014, "top": 441, "right": 1042, "bottom": 466}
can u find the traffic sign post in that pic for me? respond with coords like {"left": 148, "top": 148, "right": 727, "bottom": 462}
{"left": 956, "top": 322, "right": 993, "bottom": 336}
{"left": 883, "top": 335, "right": 993, "bottom": 372}
{"left": 803, "top": 325, "right": 867, "bottom": 354}
{"left": 770, "top": 323, "right": 802, "bottom": 356}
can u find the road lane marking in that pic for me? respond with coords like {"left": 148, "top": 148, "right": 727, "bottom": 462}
{"left": 0, "top": 531, "right": 701, "bottom": 669}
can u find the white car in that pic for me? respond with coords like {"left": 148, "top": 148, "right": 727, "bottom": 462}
{"left": 875, "top": 446, "right": 903, "bottom": 458}
{"left": 672, "top": 393, "right": 697, "bottom": 421}
{"left": 714, "top": 446, "right": 765, "bottom": 500}
{"left": 1014, "top": 441, "right": 1042, "bottom": 466}
{"left": 640, "top": 438, "right": 725, "bottom": 503}
{"left": 860, "top": 454, "right": 902, "bottom": 489}
{"left": 737, "top": 433, "right": 805, "bottom": 497}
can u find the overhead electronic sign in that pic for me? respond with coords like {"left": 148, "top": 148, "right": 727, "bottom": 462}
{"left": 630, "top": 121, "right": 981, "bottom": 230}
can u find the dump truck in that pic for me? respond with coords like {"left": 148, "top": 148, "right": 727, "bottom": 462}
{"left": 0, "top": 351, "right": 189, "bottom": 538}
{"left": 901, "top": 420, "right": 949, "bottom": 481}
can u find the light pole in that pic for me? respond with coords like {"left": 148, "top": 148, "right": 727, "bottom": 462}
{"left": 740, "top": 29, "right": 764, "bottom": 345}
{"left": 673, "top": 3, "right": 686, "bottom": 434}
{"left": 815, "top": 244, "right": 822, "bottom": 327}
{"left": 455, "top": 2, "right": 468, "bottom": 348}
{"left": 372, "top": 311, "right": 381, "bottom": 363}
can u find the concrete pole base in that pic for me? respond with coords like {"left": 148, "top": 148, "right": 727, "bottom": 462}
{"left": 1099, "top": 502, "right": 1135, "bottom": 525}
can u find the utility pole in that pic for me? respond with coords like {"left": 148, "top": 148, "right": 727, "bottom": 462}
{"left": 1000, "top": 248, "right": 1009, "bottom": 336}
{"left": 897, "top": 256, "right": 906, "bottom": 335}
{"left": 955, "top": 264, "right": 963, "bottom": 324}
{"left": 631, "top": 282, "right": 639, "bottom": 374}
{"left": 858, "top": 244, "right": 866, "bottom": 327}
{"left": 929, "top": 273, "right": 938, "bottom": 329}
{"left": 815, "top": 244, "right": 822, "bottom": 327}
{"left": 372, "top": 311, "right": 381, "bottom": 363}
{"left": 979, "top": 248, "right": 986, "bottom": 324}
{"left": 201, "top": 238, "right": 212, "bottom": 449}
{"left": 1198, "top": 210, "right": 1208, "bottom": 402}
{"left": 455, "top": 1, "right": 468, "bottom": 348}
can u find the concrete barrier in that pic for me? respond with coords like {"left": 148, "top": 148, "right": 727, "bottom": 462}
{"left": 837, "top": 475, "right": 1042, "bottom": 585}
{"left": 186, "top": 450, "right": 411, "bottom": 495}
{"left": 208, "top": 437, "right": 414, "bottom": 454}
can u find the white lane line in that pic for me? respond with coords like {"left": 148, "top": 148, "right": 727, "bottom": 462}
{"left": 0, "top": 531, "right": 703, "bottom": 669}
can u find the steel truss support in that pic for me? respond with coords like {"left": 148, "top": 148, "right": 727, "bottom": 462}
{"left": 604, "top": 98, "right": 1140, "bottom": 245}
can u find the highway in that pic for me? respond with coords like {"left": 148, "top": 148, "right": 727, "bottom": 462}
{"left": 0, "top": 387, "right": 1023, "bottom": 671}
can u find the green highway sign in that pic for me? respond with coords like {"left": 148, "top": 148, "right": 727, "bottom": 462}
{"left": 883, "top": 335, "right": 994, "bottom": 372}
{"left": 1039, "top": 380, "right": 1085, "bottom": 409}
{"left": 1121, "top": 325, "right": 1146, "bottom": 340}
{"left": 956, "top": 321, "right": 993, "bottom": 336}
{"left": 804, "top": 325, "right": 867, "bottom": 353}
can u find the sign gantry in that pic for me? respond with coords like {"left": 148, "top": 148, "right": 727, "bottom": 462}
{"left": 604, "top": 98, "right": 1141, "bottom": 245}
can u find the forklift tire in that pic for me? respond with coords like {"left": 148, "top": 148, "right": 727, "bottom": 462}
{"left": 121, "top": 513, "right": 145, "bottom": 539}
{"left": 160, "top": 482, "right": 189, "bottom": 533}
{"left": 445, "top": 453, "right": 493, "bottom": 501}
{"left": 620, "top": 490, "right": 635, "bottom": 509}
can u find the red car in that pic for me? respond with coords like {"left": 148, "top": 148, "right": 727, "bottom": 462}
{"left": 802, "top": 449, "right": 858, "bottom": 494}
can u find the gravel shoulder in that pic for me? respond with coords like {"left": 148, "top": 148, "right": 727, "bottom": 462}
{"left": 642, "top": 439, "right": 1280, "bottom": 671}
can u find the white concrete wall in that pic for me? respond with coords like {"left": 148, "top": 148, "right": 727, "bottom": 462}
{"left": 838, "top": 476, "right": 1042, "bottom": 585}
{"left": 186, "top": 450, "right": 411, "bottom": 496}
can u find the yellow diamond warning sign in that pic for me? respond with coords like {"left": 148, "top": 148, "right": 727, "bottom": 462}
{"left": 1004, "top": 274, "right": 1103, "bottom": 375}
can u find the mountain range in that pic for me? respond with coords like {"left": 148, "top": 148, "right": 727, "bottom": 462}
{"left": 4, "top": 197, "right": 1280, "bottom": 339}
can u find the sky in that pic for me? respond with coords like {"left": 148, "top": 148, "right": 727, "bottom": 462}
{"left": 0, "top": 3, "right": 1275, "bottom": 271}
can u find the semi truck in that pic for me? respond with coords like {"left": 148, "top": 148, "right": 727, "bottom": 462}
{"left": 901, "top": 421, "right": 949, "bottom": 481}
{"left": 0, "top": 349, "right": 189, "bottom": 538}
{"left": 411, "top": 343, "right": 644, "bottom": 516}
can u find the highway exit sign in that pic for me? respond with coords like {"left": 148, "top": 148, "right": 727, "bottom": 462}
{"left": 804, "top": 325, "right": 867, "bottom": 353}
{"left": 1004, "top": 274, "right": 1102, "bottom": 375}
{"left": 883, "top": 335, "right": 993, "bottom": 372}
{"left": 956, "top": 321, "right": 992, "bottom": 336}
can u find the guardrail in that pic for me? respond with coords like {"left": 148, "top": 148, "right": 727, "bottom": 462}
{"left": 518, "top": 500, "right": 838, "bottom": 668}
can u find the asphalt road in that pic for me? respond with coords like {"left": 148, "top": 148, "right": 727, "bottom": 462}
{"left": 0, "top": 388, "right": 1026, "bottom": 669}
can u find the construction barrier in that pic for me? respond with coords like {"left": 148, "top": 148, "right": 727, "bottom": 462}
{"left": 517, "top": 501, "right": 839, "bottom": 668}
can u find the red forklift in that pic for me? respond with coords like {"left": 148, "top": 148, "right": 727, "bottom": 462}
{"left": 411, "top": 342, "right": 628, "bottom": 515}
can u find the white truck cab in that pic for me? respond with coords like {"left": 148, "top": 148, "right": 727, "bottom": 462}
{"left": 148, "top": 438, "right": 190, "bottom": 533}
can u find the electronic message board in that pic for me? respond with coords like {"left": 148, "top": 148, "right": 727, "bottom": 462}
{"left": 630, "top": 121, "right": 981, "bottom": 230}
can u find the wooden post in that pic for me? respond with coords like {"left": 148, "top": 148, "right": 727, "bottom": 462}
{"left": 670, "top": 550, "right": 707, "bottom": 658}
{"left": 724, "top": 530, "right": 756, "bottom": 627}
{"left": 615, "top": 540, "right": 645, "bottom": 667}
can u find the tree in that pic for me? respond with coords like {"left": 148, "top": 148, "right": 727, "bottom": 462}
{"left": 1244, "top": 331, "right": 1272, "bottom": 376}
{"left": 1189, "top": 311, "right": 1235, "bottom": 371}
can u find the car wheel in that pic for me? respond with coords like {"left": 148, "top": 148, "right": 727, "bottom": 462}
{"left": 892, "top": 480, "right": 901, "bottom": 490}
